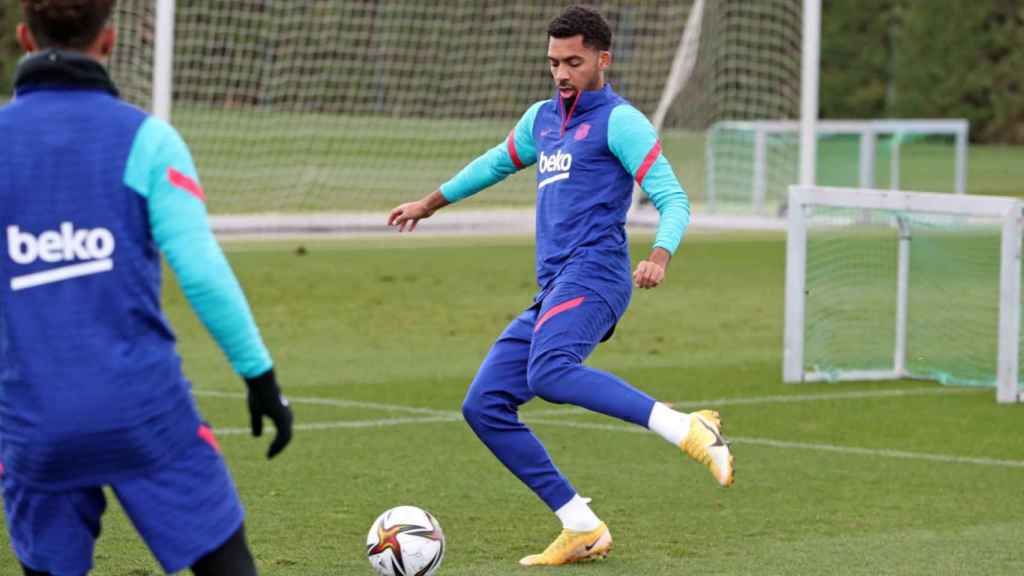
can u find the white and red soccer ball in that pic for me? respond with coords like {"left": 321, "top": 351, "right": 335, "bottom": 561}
{"left": 366, "top": 506, "right": 445, "bottom": 576}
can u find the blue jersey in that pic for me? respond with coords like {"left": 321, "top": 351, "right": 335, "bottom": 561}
{"left": 440, "top": 85, "right": 690, "bottom": 315}
{"left": 0, "top": 51, "right": 271, "bottom": 489}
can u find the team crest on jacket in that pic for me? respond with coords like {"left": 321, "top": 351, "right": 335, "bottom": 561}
{"left": 574, "top": 123, "right": 591, "bottom": 141}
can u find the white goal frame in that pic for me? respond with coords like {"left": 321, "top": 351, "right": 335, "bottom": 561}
{"left": 784, "top": 185, "right": 1024, "bottom": 404}
{"left": 708, "top": 120, "right": 969, "bottom": 213}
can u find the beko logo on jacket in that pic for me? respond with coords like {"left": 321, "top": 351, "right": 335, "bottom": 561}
{"left": 539, "top": 150, "right": 573, "bottom": 174}
{"left": 537, "top": 150, "right": 572, "bottom": 189}
{"left": 6, "top": 223, "right": 116, "bottom": 291}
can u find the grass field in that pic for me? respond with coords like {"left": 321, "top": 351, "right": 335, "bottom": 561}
{"left": 3, "top": 232, "right": 1021, "bottom": 575}
{"left": 172, "top": 110, "right": 1024, "bottom": 214}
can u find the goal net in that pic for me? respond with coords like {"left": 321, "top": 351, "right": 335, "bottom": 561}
{"left": 784, "top": 186, "right": 1024, "bottom": 404}
{"left": 105, "top": 0, "right": 803, "bottom": 219}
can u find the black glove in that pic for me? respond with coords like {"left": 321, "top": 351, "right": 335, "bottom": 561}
{"left": 244, "top": 368, "right": 293, "bottom": 459}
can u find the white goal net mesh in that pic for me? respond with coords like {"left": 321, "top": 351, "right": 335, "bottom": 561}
{"left": 107, "top": 1, "right": 802, "bottom": 216}
{"left": 803, "top": 205, "right": 1014, "bottom": 387}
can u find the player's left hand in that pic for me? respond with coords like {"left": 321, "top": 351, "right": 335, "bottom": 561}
{"left": 633, "top": 260, "right": 666, "bottom": 289}
{"left": 244, "top": 368, "right": 293, "bottom": 459}
{"left": 388, "top": 200, "right": 433, "bottom": 232}
{"left": 634, "top": 247, "right": 671, "bottom": 289}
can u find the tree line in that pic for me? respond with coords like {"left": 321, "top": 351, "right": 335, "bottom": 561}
{"left": 821, "top": 0, "right": 1022, "bottom": 144}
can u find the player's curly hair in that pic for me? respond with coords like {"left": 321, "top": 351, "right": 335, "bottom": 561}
{"left": 19, "top": 0, "right": 115, "bottom": 50}
{"left": 547, "top": 5, "right": 612, "bottom": 51}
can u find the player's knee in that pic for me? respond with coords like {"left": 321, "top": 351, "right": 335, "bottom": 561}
{"left": 526, "top": 352, "right": 577, "bottom": 403}
{"left": 461, "top": 387, "right": 509, "bottom": 431}
{"left": 461, "top": 390, "right": 485, "bottom": 427}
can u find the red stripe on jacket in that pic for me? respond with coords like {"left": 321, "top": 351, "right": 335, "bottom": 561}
{"left": 635, "top": 141, "right": 662, "bottom": 186}
{"left": 168, "top": 167, "right": 206, "bottom": 202}
{"left": 507, "top": 130, "right": 525, "bottom": 169}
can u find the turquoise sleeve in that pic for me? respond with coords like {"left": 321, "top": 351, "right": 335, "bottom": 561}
{"left": 124, "top": 117, "right": 272, "bottom": 378}
{"left": 439, "top": 100, "right": 544, "bottom": 203}
{"left": 607, "top": 104, "right": 691, "bottom": 254}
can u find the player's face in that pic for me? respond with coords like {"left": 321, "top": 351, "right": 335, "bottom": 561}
{"left": 547, "top": 35, "right": 610, "bottom": 100}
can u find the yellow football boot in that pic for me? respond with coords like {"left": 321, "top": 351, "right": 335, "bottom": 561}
{"left": 518, "top": 522, "right": 612, "bottom": 566}
{"left": 680, "top": 410, "right": 734, "bottom": 487}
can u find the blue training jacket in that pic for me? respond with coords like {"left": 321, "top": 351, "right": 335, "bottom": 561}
{"left": 440, "top": 85, "right": 690, "bottom": 316}
{"left": 0, "top": 51, "right": 271, "bottom": 489}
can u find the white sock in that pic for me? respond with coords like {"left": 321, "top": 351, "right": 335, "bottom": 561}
{"left": 555, "top": 494, "right": 601, "bottom": 532}
{"left": 647, "top": 402, "right": 692, "bottom": 446}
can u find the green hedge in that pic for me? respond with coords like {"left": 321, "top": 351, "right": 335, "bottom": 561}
{"left": 815, "top": 0, "right": 1022, "bottom": 143}
{"left": 820, "top": 0, "right": 895, "bottom": 120}
{"left": 0, "top": 2, "right": 21, "bottom": 97}
{"left": 891, "top": 0, "right": 1024, "bottom": 144}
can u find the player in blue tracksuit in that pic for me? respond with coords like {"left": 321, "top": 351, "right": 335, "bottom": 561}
{"left": 388, "top": 6, "right": 735, "bottom": 566}
{"left": 0, "top": 2, "right": 293, "bottom": 575}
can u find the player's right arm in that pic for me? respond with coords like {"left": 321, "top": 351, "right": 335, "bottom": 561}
{"left": 388, "top": 101, "right": 544, "bottom": 232}
{"left": 124, "top": 116, "right": 293, "bottom": 459}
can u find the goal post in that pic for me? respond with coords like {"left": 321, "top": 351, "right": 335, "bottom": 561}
{"left": 784, "top": 185, "right": 1024, "bottom": 404}
{"left": 708, "top": 120, "right": 970, "bottom": 214}
{"left": 152, "top": 0, "right": 174, "bottom": 122}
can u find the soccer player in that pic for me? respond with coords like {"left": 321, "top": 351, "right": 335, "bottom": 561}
{"left": 388, "top": 5, "right": 734, "bottom": 567}
{"left": 0, "top": 2, "right": 293, "bottom": 575}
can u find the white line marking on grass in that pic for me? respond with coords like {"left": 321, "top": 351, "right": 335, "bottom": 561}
{"left": 213, "top": 415, "right": 462, "bottom": 436}
{"left": 526, "top": 386, "right": 984, "bottom": 417}
{"left": 196, "top": 386, "right": 981, "bottom": 420}
{"left": 196, "top": 388, "right": 1023, "bottom": 469}
{"left": 727, "top": 437, "right": 1024, "bottom": 469}
{"left": 522, "top": 418, "right": 1024, "bottom": 469}
{"left": 193, "top": 389, "right": 456, "bottom": 416}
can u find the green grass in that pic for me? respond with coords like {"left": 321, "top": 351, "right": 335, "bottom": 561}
{"left": 816, "top": 136, "right": 1024, "bottom": 198}
{"left": 3, "top": 233, "right": 1021, "bottom": 575}
{"left": 170, "top": 109, "right": 1024, "bottom": 213}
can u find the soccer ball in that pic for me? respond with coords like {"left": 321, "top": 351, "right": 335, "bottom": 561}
{"left": 366, "top": 505, "right": 446, "bottom": 576}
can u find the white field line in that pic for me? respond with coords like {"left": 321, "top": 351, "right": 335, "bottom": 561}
{"left": 193, "top": 389, "right": 454, "bottom": 416}
{"left": 525, "top": 386, "right": 985, "bottom": 417}
{"left": 523, "top": 418, "right": 1024, "bottom": 469}
{"left": 194, "top": 387, "right": 1024, "bottom": 469}
{"left": 195, "top": 386, "right": 982, "bottom": 419}
{"left": 214, "top": 414, "right": 462, "bottom": 436}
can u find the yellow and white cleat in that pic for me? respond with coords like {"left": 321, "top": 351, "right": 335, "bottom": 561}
{"left": 680, "top": 410, "right": 735, "bottom": 487}
{"left": 518, "top": 522, "right": 612, "bottom": 566}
